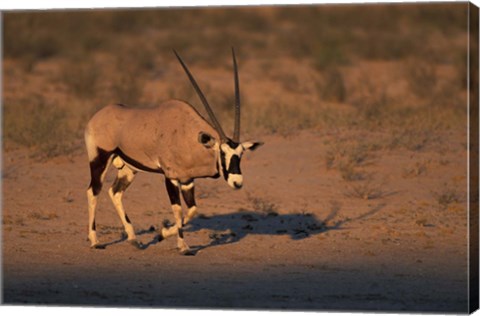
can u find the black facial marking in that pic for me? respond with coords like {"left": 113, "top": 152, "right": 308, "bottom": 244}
{"left": 88, "top": 148, "right": 112, "bottom": 196}
{"left": 247, "top": 142, "right": 263, "bottom": 151}
{"left": 228, "top": 154, "right": 241, "bottom": 175}
{"left": 226, "top": 139, "right": 239, "bottom": 148}
{"left": 220, "top": 151, "right": 228, "bottom": 180}
{"left": 114, "top": 148, "right": 164, "bottom": 174}
{"left": 165, "top": 179, "right": 181, "bottom": 206}
{"left": 112, "top": 176, "right": 130, "bottom": 194}
{"left": 219, "top": 139, "right": 244, "bottom": 181}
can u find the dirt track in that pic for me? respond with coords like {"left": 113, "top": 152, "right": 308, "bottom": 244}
{"left": 2, "top": 130, "right": 469, "bottom": 312}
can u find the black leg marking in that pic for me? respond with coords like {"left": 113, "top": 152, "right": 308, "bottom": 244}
{"left": 178, "top": 227, "right": 184, "bottom": 239}
{"left": 165, "top": 178, "right": 181, "bottom": 205}
{"left": 111, "top": 176, "right": 130, "bottom": 194}
{"left": 92, "top": 219, "right": 96, "bottom": 231}
{"left": 125, "top": 214, "right": 131, "bottom": 224}
{"left": 88, "top": 148, "right": 112, "bottom": 196}
{"left": 182, "top": 186, "right": 196, "bottom": 209}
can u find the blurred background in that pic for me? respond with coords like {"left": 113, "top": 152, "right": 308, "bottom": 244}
{"left": 3, "top": 3, "right": 469, "bottom": 158}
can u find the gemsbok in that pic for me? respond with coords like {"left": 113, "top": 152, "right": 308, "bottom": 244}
{"left": 84, "top": 49, "right": 263, "bottom": 255}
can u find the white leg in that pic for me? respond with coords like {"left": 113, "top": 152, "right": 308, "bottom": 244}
{"left": 87, "top": 188, "right": 99, "bottom": 247}
{"left": 108, "top": 164, "right": 140, "bottom": 248}
{"left": 181, "top": 181, "right": 197, "bottom": 225}
{"left": 183, "top": 206, "right": 197, "bottom": 225}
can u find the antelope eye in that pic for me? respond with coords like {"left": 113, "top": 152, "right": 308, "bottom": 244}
{"left": 198, "top": 132, "right": 215, "bottom": 148}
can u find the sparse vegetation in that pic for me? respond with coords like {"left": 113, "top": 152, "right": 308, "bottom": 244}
{"left": 27, "top": 210, "right": 59, "bottom": 221}
{"left": 3, "top": 95, "right": 80, "bottom": 158}
{"left": 325, "top": 140, "right": 378, "bottom": 172}
{"left": 433, "top": 184, "right": 463, "bottom": 210}
{"left": 246, "top": 192, "right": 279, "bottom": 215}
{"left": 318, "top": 67, "right": 346, "bottom": 103}
{"left": 3, "top": 4, "right": 468, "bottom": 157}
{"left": 59, "top": 58, "right": 100, "bottom": 99}
{"left": 406, "top": 59, "right": 437, "bottom": 99}
{"left": 345, "top": 180, "right": 387, "bottom": 200}
{"left": 348, "top": 73, "right": 389, "bottom": 121}
{"left": 402, "top": 160, "right": 429, "bottom": 178}
{"left": 338, "top": 162, "right": 369, "bottom": 182}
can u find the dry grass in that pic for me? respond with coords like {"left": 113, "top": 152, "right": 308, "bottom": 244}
{"left": 2, "top": 3, "right": 468, "bottom": 157}
{"left": 405, "top": 59, "right": 438, "bottom": 99}
{"left": 27, "top": 210, "right": 59, "bottom": 221}
{"left": 345, "top": 180, "right": 388, "bottom": 200}
{"left": 325, "top": 140, "right": 378, "bottom": 171}
{"left": 402, "top": 160, "right": 430, "bottom": 178}
{"left": 317, "top": 67, "right": 346, "bottom": 103}
{"left": 432, "top": 184, "right": 463, "bottom": 210}
{"left": 59, "top": 58, "right": 100, "bottom": 99}
{"left": 3, "top": 95, "right": 81, "bottom": 158}
{"left": 338, "top": 163, "right": 370, "bottom": 182}
{"left": 246, "top": 192, "right": 279, "bottom": 216}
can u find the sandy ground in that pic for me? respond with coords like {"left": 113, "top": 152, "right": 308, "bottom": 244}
{"left": 1, "top": 129, "right": 470, "bottom": 313}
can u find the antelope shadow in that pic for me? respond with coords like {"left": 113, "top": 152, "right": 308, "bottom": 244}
{"left": 183, "top": 203, "right": 386, "bottom": 253}
{"left": 100, "top": 203, "right": 385, "bottom": 252}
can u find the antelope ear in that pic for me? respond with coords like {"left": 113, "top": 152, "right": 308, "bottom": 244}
{"left": 198, "top": 132, "right": 216, "bottom": 148}
{"left": 242, "top": 141, "right": 264, "bottom": 151}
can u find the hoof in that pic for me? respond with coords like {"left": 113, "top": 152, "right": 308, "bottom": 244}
{"left": 163, "top": 219, "right": 173, "bottom": 228}
{"left": 129, "top": 240, "right": 144, "bottom": 250}
{"left": 91, "top": 244, "right": 106, "bottom": 250}
{"left": 180, "top": 248, "right": 195, "bottom": 256}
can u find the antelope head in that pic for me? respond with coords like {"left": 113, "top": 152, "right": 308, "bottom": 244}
{"left": 174, "top": 49, "right": 263, "bottom": 189}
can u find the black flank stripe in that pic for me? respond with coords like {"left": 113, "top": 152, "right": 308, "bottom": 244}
{"left": 114, "top": 148, "right": 164, "bottom": 174}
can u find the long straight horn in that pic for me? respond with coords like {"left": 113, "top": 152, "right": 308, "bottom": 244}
{"left": 232, "top": 47, "right": 241, "bottom": 143}
{"left": 173, "top": 50, "right": 227, "bottom": 142}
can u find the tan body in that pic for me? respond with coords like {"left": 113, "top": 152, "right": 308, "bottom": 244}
{"left": 86, "top": 100, "right": 220, "bottom": 182}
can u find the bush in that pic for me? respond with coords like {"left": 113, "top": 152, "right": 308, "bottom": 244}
{"left": 318, "top": 67, "right": 346, "bottom": 103}
{"left": 3, "top": 95, "right": 77, "bottom": 158}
